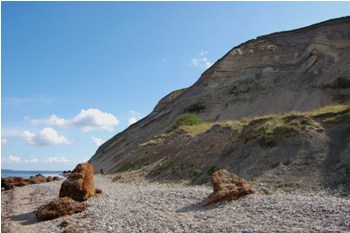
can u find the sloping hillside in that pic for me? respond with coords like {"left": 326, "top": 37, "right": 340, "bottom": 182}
{"left": 110, "top": 105, "right": 350, "bottom": 189}
{"left": 89, "top": 17, "right": 350, "bottom": 189}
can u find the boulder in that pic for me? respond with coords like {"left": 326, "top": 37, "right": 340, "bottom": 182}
{"left": 53, "top": 176, "right": 62, "bottom": 181}
{"left": 46, "top": 176, "right": 53, "bottom": 182}
{"left": 203, "top": 170, "right": 255, "bottom": 206}
{"left": 36, "top": 197, "right": 88, "bottom": 221}
{"left": 1, "top": 177, "right": 28, "bottom": 190}
{"left": 59, "top": 162, "right": 95, "bottom": 202}
{"left": 27, "top": 174, "right": 47, "bottom": 184}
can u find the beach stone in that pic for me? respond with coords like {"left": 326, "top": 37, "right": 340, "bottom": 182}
{"left": 1, "top": 177, "right": 28, "bottom": 190}
{"left": 203, "top": 170, "right": 255, "bottom": 206}
{"left": 60, "top": 219, "right": 73, "bottom": 227}
{"left": 27, "top": 174, "right": 47, "bottom": 184}
{"left": 59, "top": 162, "right": 95, "bottom": 202}
{"left": 46, "top": 176, "right": 53, "bottom": 182}
{"left": 36, "top": 197, "right": 88, "bottom": 221}
{"left": 53, "top": 176, "right": 62, "bottom": 181}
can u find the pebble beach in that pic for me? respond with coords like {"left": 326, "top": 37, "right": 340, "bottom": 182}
{"left": 1, "top": 175, "right": 350, "bottom": 233}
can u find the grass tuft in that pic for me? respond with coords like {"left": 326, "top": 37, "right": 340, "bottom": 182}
{"left": 174, "top": 113, "right": 202, "bottom": 129}
{"left": 190, "top": 169, "right": 203, "bottom": 183}
{"left": 115, "top": 162, "right": 142, "bottom": 173}
{"left": 148, "top": 160, "right": 171, "bottom": 177}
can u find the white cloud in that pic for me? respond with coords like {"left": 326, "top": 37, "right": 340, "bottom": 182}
{"left": 32, "top": 114, "right": 66, "bottom": 127}
{"left": 70, "top": 109, "right": 119, "bottom": 132}
{"left": 2, "top": 155, "right": 21, "bottom": 163}
{"left": 92, "top": 137, "right": 105, "bottom": 146}
{"left": 188, "top": 51, "right": 213, "bottom": 68}
{"left": 45, "top": 157, "right": 71, "bottom": 163}
{"left": 22, "top": 157, "right": 39, "bottom": 163}
{"left": 2, "top": 138, "right": 8, "bottom": 145}
{"left": 128, "top": 110, "right": 142, "bottom": 126}
{"left": 128, "top": 117, "right": 138, "bottom": 126}
{"left": 20, "top": 127, "right": 70, "bottom": 146}
{"left": 2, "top": 155, "right": 71, "bottom": 164}
{"left": 29, "top": 158, "right": 39, "bottom": 163}
{"left": 31, "top": 108, "right": 119, "bottom": 132}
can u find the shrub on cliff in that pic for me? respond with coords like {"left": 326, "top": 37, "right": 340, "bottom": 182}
{"left": 174, "top": 113, "right": 202, "bottom": 129}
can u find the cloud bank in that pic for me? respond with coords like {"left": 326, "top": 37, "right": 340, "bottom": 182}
{"left": 20, "top": 127, "right": 70, "bottom": 146}
{"left": 32, "top": 108, "right": 119, "bottom": 132}
{"left": 2, "top": 155, "right": 71, "bottom": 164}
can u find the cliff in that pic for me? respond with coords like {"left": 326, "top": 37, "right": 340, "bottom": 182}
{"left": 89, "top": 17, "right": 350, "bottom": 190}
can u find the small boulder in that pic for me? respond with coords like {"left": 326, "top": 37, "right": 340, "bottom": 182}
{"left": 46, "top": 176, "right": 53, "bottom": 182}
{"left": 95, "top": 188, "right": 102, "bottom": 194}
{"left": 60, "top": 219, "right": 73, "bottom": 228}
{"left": 53, "top": 176, "right": 62, "bottom": 181}
{"left": 27, "top": 174, "right": 47, "bottom": 184}
{"left": 36, "top": 197, "right": 88, "bottom": 221}
{"left": 203, "top": 170, "right": 255, "bottom": 206}
{"left": 59, "top": 162, "right": 95, "bottom": 202}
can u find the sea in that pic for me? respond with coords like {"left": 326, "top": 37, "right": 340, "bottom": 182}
{"left": 1, "top": 169, "right": 64, "bottom": 179}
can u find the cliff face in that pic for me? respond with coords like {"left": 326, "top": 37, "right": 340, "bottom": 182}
{"left": 89, "top": 17, "right": 350, "bottom": 188}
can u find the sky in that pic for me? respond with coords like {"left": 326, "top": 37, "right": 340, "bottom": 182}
{"left": 1, "top": 2, "right": 350, "bottom": 171}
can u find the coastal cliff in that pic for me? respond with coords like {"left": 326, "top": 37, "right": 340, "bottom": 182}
{"left": 89, "top": 17, "right": 350, "bottom": 189}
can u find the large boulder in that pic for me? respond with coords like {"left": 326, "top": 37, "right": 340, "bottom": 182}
{"left": 36, "top": 197, "right": 88, "bottom": 221}
{"left": 59, "top": 162, "right": 95, "bottom": 202}
{"left": 203, "top": 170, "right": 255, "bottom": 206}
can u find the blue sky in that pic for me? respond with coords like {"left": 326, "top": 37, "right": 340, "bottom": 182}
{"left": 2, "top": 2, "right": 350, "bottom": 170}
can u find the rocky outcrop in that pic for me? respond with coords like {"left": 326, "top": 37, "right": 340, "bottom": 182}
{"left": 59, "top": 162, "right": 95, "bottom": 202}
{"left": 36, "top": 197, "right": 88, "bottom": 221}
{"left": 203, "top": 170, "right": 255, "bottom": 206}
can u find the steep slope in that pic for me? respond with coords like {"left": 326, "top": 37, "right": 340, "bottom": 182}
{"left": 89, "top": 17, "right": 350, "bottom": 188}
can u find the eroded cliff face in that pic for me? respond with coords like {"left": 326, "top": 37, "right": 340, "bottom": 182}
{"left": 89, "top": 17, "right": 350, "bottom": 182}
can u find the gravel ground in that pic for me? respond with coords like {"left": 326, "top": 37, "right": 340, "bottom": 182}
{"left": 2, "top": 175, "right": 350, "bottom": 233}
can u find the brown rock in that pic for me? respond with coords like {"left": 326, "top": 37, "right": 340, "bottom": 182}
{"left": 46, "top": 176, "right": 53, "bottom": 182}
{"left": 95, "top": 188, "right": 102, "bottom": 194}
{"left": 1, "top": 177, "right": 28, "bottom": 190}
{"left": 53, "top": 176, "right": 62, "bottom": 181}
{"left": 203, "top": 170, "right": 255, "bottom": 206}
{"left": 27, "top": 174, "right": 47, "bottom": 184}
{"left": 36, "top": 197, "right": 88, "bottom": 221}
{"left": 60, "top": 219, "right": 73, "bottom": 228}
{"left": 59, "top": 163, "right": 95, "bottom": 202}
